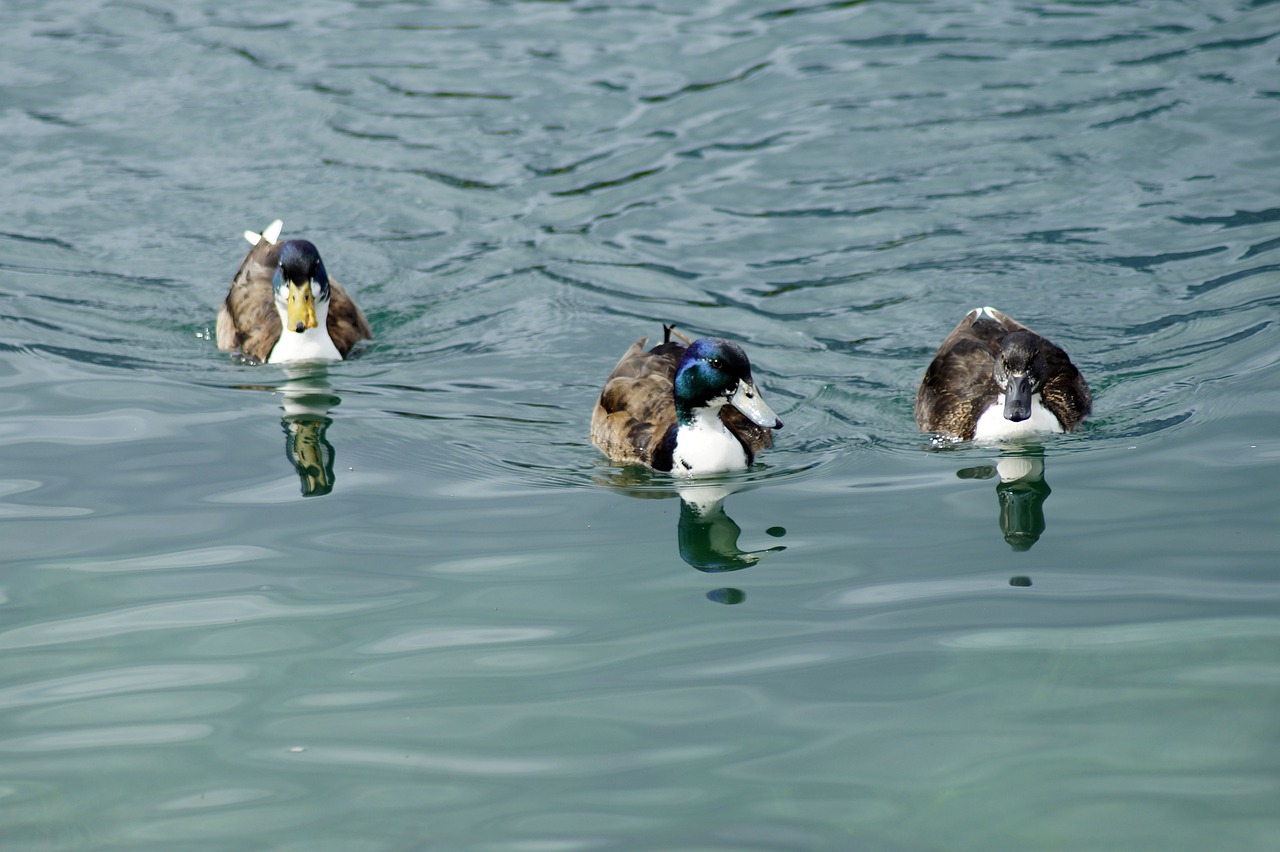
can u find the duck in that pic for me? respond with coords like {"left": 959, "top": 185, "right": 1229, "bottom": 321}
{"left": 591, "top": 326, "right": 783, "bottom": 475}
{"left": 915, "top": 306, "right": 1091, "bottom": 441}
{"left": 216, "top": 220, "right": 371, "bottom": 364}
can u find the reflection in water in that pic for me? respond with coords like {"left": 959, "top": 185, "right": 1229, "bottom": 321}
{"left": 706, "top": 588, "right": 747, "bottom": 605}
{"left": 277, "top": 366, "right": 341, "bottom": 497}
{"left": 677, "top": 483, "right": 786, "bottom": 574}
{"left": 994, "top": 456, "right": 1051, "bottom": 552}
{"left": 594, "top": 470, "right": 787, "bottom": 601}
{"left": 957, "top": 451, "right": 1051, "bottom": 551}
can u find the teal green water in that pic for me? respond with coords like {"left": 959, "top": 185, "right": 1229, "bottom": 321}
{"left": 3, "top": 1, "right": 1280, "bottom": 849}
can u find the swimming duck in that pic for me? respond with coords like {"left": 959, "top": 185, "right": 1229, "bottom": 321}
{"left": 216, "top": 220, "right": 371, "bottom": 364}
{"left": 591, "top": 326, "right": 783, "bottom": 475}
{"left": 915, "top": 306, "right": 1091, "bottom": 441}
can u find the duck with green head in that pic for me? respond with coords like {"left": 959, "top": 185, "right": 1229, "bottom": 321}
{"left": 591, "top": 326, "right": 783, "bottom": 475}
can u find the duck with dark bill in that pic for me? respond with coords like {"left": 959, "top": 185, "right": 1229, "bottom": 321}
{"left": 915, "top": 306, "right": 1091, "bottom": 441}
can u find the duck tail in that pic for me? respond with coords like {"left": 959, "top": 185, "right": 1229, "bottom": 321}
{"left": 243, "top": 219, "right": 284, "bottom": 247}
{"left": 663, "top": 324, "right": 693, "bottom": 345}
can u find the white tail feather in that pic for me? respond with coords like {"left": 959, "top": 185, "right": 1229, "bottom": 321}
{"left": 244, "top": 219, "right": 284, "bottom": 247}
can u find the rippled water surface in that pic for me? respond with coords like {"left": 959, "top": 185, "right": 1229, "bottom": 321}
{"left": 3, "top": 0, "right": 1280, "bottom": 848}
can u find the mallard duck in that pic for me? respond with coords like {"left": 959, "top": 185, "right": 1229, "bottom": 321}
{"left": 591, "top": 326, "right": 783, "bottom": 474}
{"left": 216, "top": 220, "right": 371, "bottom": 364}
{"left": 915, "top": 306, "right": 1091, "bottom": 441}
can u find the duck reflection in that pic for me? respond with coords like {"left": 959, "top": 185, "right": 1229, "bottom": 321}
{"left": 277, "top": 365, "right": 342, "bottom": 497}
{"left": 956, "top": 449, "right": 1051, "bottom": 551}
{"left": 676, "top": 483, "right": 786, "bottom": 573}
{"left": 595, "top": 469, "right": 786, "bottom": 598}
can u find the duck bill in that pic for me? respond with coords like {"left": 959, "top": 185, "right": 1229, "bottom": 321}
{"left": 1003, "top": 374, "right": 1034, "bottom": 422}
{"left": 730, "top": 380, "right": 783, "bottom": 429}
{"left": 285, "top": 281, "right": 318, "bottom": 333}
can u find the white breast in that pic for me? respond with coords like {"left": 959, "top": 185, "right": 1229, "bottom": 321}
{"left": 268, "top": 325, "right": 342, "bottom": 364}
{"left": 671, "top": 410, "right": 749, "bottom": 475}
{"left": 973, "top": 396, "right": 1063, "bottom": 441}
{"left": 268, "top": 298, "right": 342, "bottom": 364}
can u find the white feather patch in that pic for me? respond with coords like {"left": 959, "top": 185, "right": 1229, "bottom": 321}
{"left": 973, "top": 396, "right": 1063, "bottom": 441}
{"left": 244, "top": 219, "right": 284, "bottom": 246}
{"left": 671, "top": 409, "right": 749, "bottom": 475}
{"left": 268, "top": 326, "right": 341, "bottom": 364}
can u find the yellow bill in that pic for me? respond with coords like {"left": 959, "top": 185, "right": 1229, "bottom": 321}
{"left": 285, "top": 281, "right": 318, "bottom": 333}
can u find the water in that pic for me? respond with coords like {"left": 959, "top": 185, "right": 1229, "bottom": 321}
{"left": 3, "top": 0, "right": 1279, "bottom": 848}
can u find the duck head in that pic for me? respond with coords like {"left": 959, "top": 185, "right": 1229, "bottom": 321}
{"left": 273, "top": 240, "right": 331, "bottom": 335}
{"left": 993, "top": 331, "right": 1048, "bottom": 422}
{"left": 674, "top": 338, "right": 783, "bottom": 429}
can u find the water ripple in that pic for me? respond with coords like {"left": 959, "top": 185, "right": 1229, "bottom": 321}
{"left": 0, "top": 724, "right": 213, "bottom": 753}
{"left": 362, "top": 626, "right": 563, "bottom": 656}
{"left": 638, "top": 61, "right": 771, "bottom": 104}
{"left": 0, "top": 596, "right": 370, "bottom": 649}
{"left": 0, "top": 665, "right": 248, "bottom": 710}
{"left": 948, "top": 617, "right": 1280, "bottom": 651}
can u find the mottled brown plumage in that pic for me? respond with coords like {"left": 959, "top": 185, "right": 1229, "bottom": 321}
{"left": 915, "top": 307, "right": 1091, "bottom": 440}
{"left": 216, "top": 223, "right": 370, "bottom": 364}
{"left": 590, "top": 326, "right": 774, "bottom": 471}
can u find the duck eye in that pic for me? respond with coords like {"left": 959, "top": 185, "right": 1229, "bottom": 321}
{"left": 709, "top": 358, "right": 725, "bottom": 371}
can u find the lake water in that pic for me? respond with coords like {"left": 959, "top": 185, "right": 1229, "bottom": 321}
{"left": 3, "top": 0, "right": 1279, "bottom": 848}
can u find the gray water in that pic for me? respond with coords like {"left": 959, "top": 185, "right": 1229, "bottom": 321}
{"left": 3, "top": 0, "right": 1280, "bottom": 849}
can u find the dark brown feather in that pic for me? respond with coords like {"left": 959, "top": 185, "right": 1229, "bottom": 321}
{"left": 324, "top": 281, "right": 372, "bottom": 357}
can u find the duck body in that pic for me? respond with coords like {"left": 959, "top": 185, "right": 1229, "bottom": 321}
{"left": 591, "top": 327, "right": 783, "bottom": 475}
{"left": 915, "top": 307, "right": 1091, "bottom": 441}
{"left": 216, "top": 220, "right": 371, "bottom": 364}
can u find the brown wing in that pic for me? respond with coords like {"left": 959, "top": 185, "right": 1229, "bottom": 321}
{"left": 915, "top": 338, "right": 997, "bottom": 439}
{"left": 216, "top": 238, "right": 282, "bottom": 364}
{"left": 325, "top": 278, "right": 372, "bottom": 358}
{"left": 590, "top": 336, "right": 683, "bottom": 467}
{"left": 1039, "top": 338, "right": 1092, "bottom": 431}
